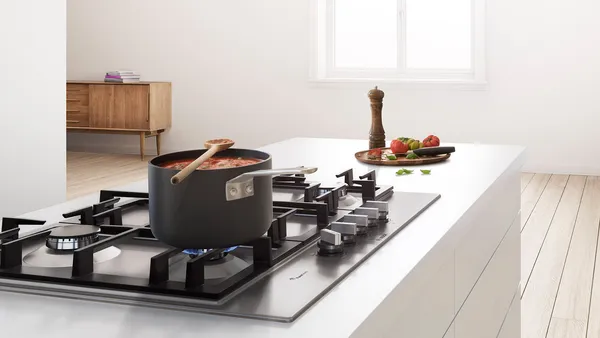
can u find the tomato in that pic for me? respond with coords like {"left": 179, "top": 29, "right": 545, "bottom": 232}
{"left": 422, "top": 135, "right": 440, "bottom": 148}
{"left": 367, "top": 148, "right": 383, "bottom": 160}
{"left": 390, "top": 139, "right": 409, "bottom": 154}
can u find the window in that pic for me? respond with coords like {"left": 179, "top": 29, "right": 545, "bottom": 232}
{"left": 311, "top": 0, "right": 486, "bottom": 85}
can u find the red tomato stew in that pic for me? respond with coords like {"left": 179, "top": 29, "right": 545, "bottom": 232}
{"left": 161, "top": 157, "right": 263, "bottom": 170}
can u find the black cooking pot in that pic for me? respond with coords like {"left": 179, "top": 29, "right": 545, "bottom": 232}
{"left": 148, "top": 148, "right": 316, "bottom": 249}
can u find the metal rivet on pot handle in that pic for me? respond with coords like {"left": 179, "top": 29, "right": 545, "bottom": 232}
{"left": 225, "top": 166, "right": 318, "bottom": 201}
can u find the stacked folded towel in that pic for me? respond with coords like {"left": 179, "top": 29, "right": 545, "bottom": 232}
{"left": 104, "top": 70, "right": 140, "bottom": 83}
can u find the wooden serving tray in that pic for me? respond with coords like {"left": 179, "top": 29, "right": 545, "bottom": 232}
{"left": 355, "top": 148, "right": 451, "bottom": 166}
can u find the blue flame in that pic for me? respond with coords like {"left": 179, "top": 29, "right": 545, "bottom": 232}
{"left": 183, "top": 246, "right": 238, "bottom": 256}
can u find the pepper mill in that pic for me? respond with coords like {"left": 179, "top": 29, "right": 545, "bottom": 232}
{"left": 368, "top": 86, "right": 386, "bottom": 149}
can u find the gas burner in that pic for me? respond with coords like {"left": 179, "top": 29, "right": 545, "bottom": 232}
{"left": 338, "top": 193, "right": 359, "bottom": 208}
{"left": 46, "top": 225, "right": 100, "bottom": 251}
{"left": 183, "top": 246, "right": 238, "bottom": 261}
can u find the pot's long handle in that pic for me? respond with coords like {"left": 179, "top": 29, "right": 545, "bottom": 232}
{"left": 225, "top": 166, "right": 318, "bottom": 201}
{"left": 229, "top": 167, "right": 318, "bottom": 182}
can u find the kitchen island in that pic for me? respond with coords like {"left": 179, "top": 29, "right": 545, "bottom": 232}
{"left": 0, "top": 138, "right": 525, "bottom": 338}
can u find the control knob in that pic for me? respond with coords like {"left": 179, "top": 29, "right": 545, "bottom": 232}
{"left": 362, "top": 201, "right": 389, "bottom": 221}
{"left": 353, "top": 207, "right": 379, "bottom": 227}
{"left": 331, "top": 221, "right": 358, "bottom": 245}
{"left": 317, "top": 229, "right": 344, "bottom": 256}
{"left": 340, "top": 214, "right": 368, "bottom": 236}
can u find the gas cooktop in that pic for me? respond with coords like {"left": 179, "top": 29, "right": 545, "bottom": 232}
{"left": 0, "top": 169, "right": 440, "bottom": 322}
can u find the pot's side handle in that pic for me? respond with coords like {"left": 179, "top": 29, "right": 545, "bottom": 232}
{"left": 225, "top": 167, "right": 318, "bottom": 201}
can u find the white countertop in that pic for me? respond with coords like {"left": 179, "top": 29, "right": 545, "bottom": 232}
{"left": 1, "top": 138, "right": 525, "bottom": 338}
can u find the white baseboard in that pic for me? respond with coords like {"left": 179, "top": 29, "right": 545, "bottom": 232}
{"left": 522, "top": 163, "right": 600, "bottom": 176}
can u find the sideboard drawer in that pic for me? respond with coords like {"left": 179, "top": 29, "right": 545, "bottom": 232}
{"left": 66, "top": 111, "right": 89, "bottom": 127}
{"left": 66, "top": 93, "right": 89, "bottom": 106}
{"left": 67, "top": 100, "right": 88, "bottom": 112}
{"left": 66, "top": 84, "right": 89, "bottom": 93}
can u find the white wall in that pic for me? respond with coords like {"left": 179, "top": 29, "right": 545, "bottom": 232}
{"left": 0, "top": 1, "right": 66, "bottom": 216}
{"left": 68, "top": 0, "right": 600, "bottom": 175}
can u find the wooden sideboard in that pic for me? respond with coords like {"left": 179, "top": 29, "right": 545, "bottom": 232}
{"left": 66, "top": 81, "right": 172, "bottom": 160}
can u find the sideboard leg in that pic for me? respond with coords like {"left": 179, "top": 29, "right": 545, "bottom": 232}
{"left": 140, "top": 132, "right": 145, "bottom": 161}
{"left": 156, "top": 133, "right": 161, "bottom": 156}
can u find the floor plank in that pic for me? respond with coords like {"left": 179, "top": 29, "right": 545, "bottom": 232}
{"left": 584, "top": 179, "right": 600, "bottom": 338}
{"left": 521, "top": 174, "right": 552, "bottom": 231}
{"left": 521, "top": 174, "right": 569, "bottom": 296}
{"left": 522, "top": 172, "right": 535, "bottom": 193}
{"left": 547, "top": 317, "right": 587, "bottom": 338}
{"left": 551, "top": 176, "right": 600, "bottom": 329}
{"left": 520, "top": 175, "right": 586, "bottom": 338}
{"left": 587, "top": 253, "right": 600, "bottom": 338}
{"left": 66, "top": 152, "right": 150, "bottom": 199}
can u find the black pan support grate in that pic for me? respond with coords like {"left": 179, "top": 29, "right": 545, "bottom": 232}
{"left": 0, "top": 170, "right": 393, "bottom": 301}
{"left": 1, "top": 218, "right": 46, "bottom": 244}
{"left": 274, "top": 168, "right": 392, "bottom": 203}
{"left": 0, "top": 189, "right": 331, "bottom": 299}
{"left": 148, "top": 236, "right": 276, "bottom": 290}
{"left": 63, "top": 190, "right": 150, "bottom": 227}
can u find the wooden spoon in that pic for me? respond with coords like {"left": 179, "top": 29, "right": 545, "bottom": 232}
{"left": 170, "top": 138, "right": 235, "bottom": 185}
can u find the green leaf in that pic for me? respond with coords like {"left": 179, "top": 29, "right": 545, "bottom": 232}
{"left": 386, "top": 154, "right": 397, "bottom": 160}
{"left": 396, "top": 168, "right": 416, "bottom": 176}
{"left": 420, "top": 169, "right": 431, "bottom": 175}
{"left": 406, "top": 153, "right": 419, "bottom": 160}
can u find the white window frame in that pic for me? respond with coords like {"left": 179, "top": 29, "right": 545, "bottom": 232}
{"left": 309, "top": 0, "right": 487, "bottom": 88}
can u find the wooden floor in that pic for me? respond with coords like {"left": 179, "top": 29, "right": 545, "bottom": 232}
{"left": 67, "top": 152, "right": 151, "bottom": 199}
{"left": 66, "top": 153, "right": 600, "bottom": 337}
{"left": 521, "top": 173, "right": 600, "bottom": 338}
